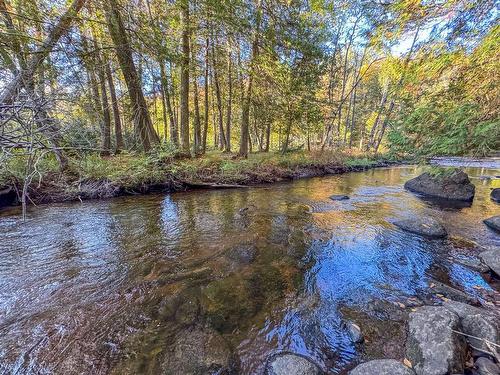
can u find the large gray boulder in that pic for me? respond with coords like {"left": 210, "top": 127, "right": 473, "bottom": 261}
{"left": 265, "top": 353, "right": 321, "bottom": 375}
{"left": 161, "top": 326, "right": 235, "bottom": 374}
{"left": 480, "top": 249, "right": 500, "bottom": 276}
{"left": 406, "top": 306, "right": 467, "bottom": 375}
{"left": 393, "top": 217, "right": 447, "bottom": 238}
{"left": 349, "top": 359, "right": 415, "bottom": 375}
{"left": 483, "top": 215, "right": 500, "bottom": 233}
{"left": 442, "top": 300, "right": 500, "bottom": 359}
{"left": 404, "top": 170, "right": 475, "bottom": 201}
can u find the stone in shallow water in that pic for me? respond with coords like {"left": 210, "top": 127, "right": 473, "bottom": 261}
{"left": 161, "top": 326, "right": 235, "bottom": 375}
{"left": 483, "top": 215, "right": 500, "bottom": 233}
{"left": 404, "top": 169, "right": 475, "bottom": 201}
{"left": 480, "top": 249, "right": 500, "bottom": 276}
{"left": 406, "top": 306, "right": 466, "bottom": 375}
{"left": 491, "top": 188, "right": 500, "bottom": 203}
{"left": 265, "top": 353, "right": 321, "bottom": 375}
{"left": 349, "top": 359, "right": 415, "bottom": 375}
{"left": 393, "top": 217, "right": 447, "bottom": 238}
{"left": 329, "top": 194, "right": 350, "bottom": 201}
{"left": 345, "top": 321, "right": 364, "bottom": 343}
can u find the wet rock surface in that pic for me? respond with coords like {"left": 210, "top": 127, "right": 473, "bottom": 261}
{"left": 345, "top": 321, "right": 364, "bottom": 344}
{"left": 349, "top": 359, "right": 415, "bottom": 375}
{"left": 474, "top": 357, "right": 500, "bottom": 375}
{"left": 491, "top": 188, "right": 500, "bottom": 203}
{"left": 404, "top": 170, "right": 475, "bottom": 201}
{"left": 393, "top": 217, "right": 447, "bottom": 238}
{"left": 406, "top": 306, "right": 466, "bottom": 375}
{"left": 480, "top": 249, "right": 500, "bottom": 276}
{"left": 483, "top": 216, "right": 500, "bottom": 233}
{"left": 265, "top": 353, "right": 321, "bottom": 375}
{"left": 329, "top": 194, "right": 350, "bottom": 201}
{"left": 161, "top": 326, "right": 235, "bottom": 375}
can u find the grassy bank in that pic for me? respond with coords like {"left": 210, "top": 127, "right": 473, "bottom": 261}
{"left": 0, "top": 150, "right": 397, "bottom": 207}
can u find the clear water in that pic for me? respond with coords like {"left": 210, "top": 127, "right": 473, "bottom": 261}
{"left": 0, "top": 164, "right": 499, "bottom": 374}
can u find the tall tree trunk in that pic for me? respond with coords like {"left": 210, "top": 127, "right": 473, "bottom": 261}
{"left": 0, "top": 0, "right": 86, "bottom": 105}
{"left": 202, "top": 37, "right": 209, "bottom": 153}
{"left": 179, "top": 0, "right": 190, "bottom": 155}
{"left": 211, "top": 38, "right": 226, "bottom": 150}
{"left": 225, "top": 43, "right": 232, "bottom": 152}
{"left": 238, "top": 0, "right": 262, "bottom": 158}
{"left": 104, "top": 0, "right": 158, "bottom": 151}
{"left": 264, "top": 122, "right": 271, "bottom": 152}
{"left": 192, "top": 40, "right": 202, "bottom": 155}
{"left": 95, "top": 48, "right": 112, "bottom": 155}
{"left": 106, "top": 62, "right": 124, "bottom": 152}
{"left": 160, "top": 61, "right": 177, "bottom": 146}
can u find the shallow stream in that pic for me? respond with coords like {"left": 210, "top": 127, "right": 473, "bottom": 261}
{"left": 0, "top": 161, "right": 499, "bottom": 374}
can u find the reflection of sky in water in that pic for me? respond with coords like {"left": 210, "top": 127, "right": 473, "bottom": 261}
{"left": 0, "top": 165, "right": 498, "bottom": 375}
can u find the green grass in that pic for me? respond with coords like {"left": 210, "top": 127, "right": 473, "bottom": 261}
{"left": 0, "top": 149, "right": 388, "bottom": 190}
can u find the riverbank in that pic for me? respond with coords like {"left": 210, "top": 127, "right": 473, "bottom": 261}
{"left": 0, "top": 151, "right": 401, "bottom": 208}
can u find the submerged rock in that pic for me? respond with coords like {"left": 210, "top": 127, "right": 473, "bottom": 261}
{"left": 161, "top": 326, "right": 235, "bottom": 375}
{"left": 349, "top": 359, "right": 415, "bottom": 375}
{"left": 491, "top": 188, "right": 500, "bottom": 203}
{"left": 345, "top": 321, "right": 364, "bottom": 344}
{"left": 393, "top": 217, "right": 447, "bottom": 238}
{"left": 329, "top": 194, "right": 349, "bottom": 201}
{"left": 480, "top": 249, "right": 500, "bottom": 276}
{"left": 404, "top": 169, "right": 475, "bottom": 202}
{"left": 483, "top": 216, "right": 500, "bottom": 233}
{"left": 265, "top": 353, "right": 321, "bottom": 375}
{"left": 406, "top": 306, "right": 466, "bottom": 375}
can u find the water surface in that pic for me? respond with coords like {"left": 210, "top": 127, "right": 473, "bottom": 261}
{"left": 0, "top": 164, "right": 499, "bottom": 374}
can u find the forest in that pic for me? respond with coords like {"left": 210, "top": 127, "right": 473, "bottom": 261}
{"left": 0, "top": 0, "right": 499, "bottom": 209}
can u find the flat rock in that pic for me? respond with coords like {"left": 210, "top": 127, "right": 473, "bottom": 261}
{"left": 404, "top": 170, "right": 475, "bottom": 201}
{"left": 329, "top": 194, "right": 350, "bottom": 201}
{"left": 265, "top": 353, "right": 321, "bottom": 375}
{"left": 480, "top": 249, "right": 500, "bottom": 276}
{"left": 491, "top": 188, "right": 500, "bottom": 203}
{"left": 161, "top": 326, "right": 235, "bottom": 374}
{"left": 349, "top": 359, "right": 415, "bottom": 375}
{"left": 406, "top": 306, "right": 466, "bottom": 375}
{"left": 393, "top": 217, "right": 447, "bottom": 238}
{"left": 483, "top": 216, "right": 500, "bottom": 233}
{"left": 430, "top": 280, "right": 479, "bottom": 304}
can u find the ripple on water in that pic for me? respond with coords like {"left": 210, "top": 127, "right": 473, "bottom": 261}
{"left": 0, "top": 165, "right": 498, "bottom": 374}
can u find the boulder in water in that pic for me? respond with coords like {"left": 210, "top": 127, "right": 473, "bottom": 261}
{"left": 480, "top": 249, "right": 500, "bottom": 276}
{"left": 265, "top": 353, "right": 321, "bottom": 375}
{"left": 393, "top": 217, "right": 447, "bottom": 238}
{"left": 329, "top": 194, "right": 349, "bottom": 201}
{"left": 483, "top": 215, "right": 500, "bottom": 233}
{"left": 349, "top": 359, "right": 415, "bottom": 375}
{"left": 404, "top": 169, "right": 475, "bottom": 202}
{"left": 406, "top": 306, "right": 467, "bottom": 375}
{"left": 491, "top": 188, "right": 500, "bottom": 203}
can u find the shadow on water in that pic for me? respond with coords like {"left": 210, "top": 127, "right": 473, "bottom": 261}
{"left": 0, "top": 163, "right": 499, "bottom": 374}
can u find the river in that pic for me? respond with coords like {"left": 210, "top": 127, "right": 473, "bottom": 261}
{"left": 0, "top": 162, "right": 499, "bottom": 374}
